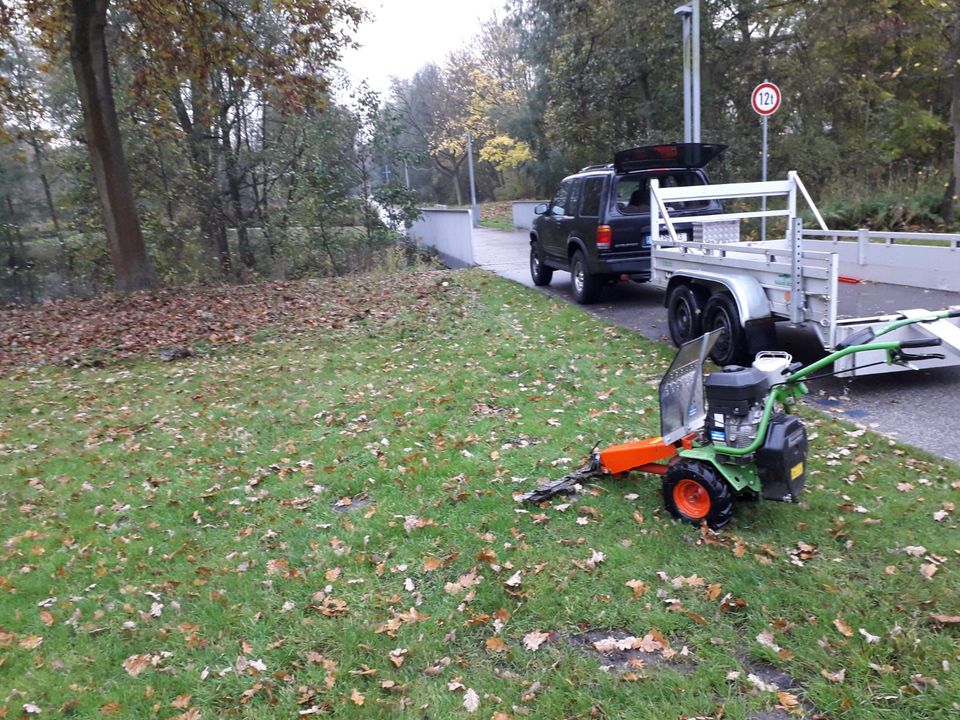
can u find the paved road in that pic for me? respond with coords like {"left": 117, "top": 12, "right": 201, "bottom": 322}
{"left": 474, "top": 227, "right": 960, "bottom": 463}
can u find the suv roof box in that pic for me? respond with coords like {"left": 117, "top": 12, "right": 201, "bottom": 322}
{"left": 614, "top": 143, "right": 727, "bottom": 173}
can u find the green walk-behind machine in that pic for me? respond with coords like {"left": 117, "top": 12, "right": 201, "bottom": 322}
{"left": 522, "top": 309, "right": 960, "bottom": 529}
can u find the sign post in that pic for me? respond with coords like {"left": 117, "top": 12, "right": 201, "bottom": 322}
{"left": 751, "top": 81, "right": 781, "bottom": 241}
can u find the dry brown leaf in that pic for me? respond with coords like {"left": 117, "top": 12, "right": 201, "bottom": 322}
{"left": 349, "top": 688, "right": 365, "bottom": 706}
{"left": 171, "top": 693, "right": 192, "bottom": 709}
{"left": 122, "top": 654, "right": 151, "bottom": 677}
{"left": 485, "top": 637, "right": 508, "bottom": 653}
{"left": 423, "top": 556, "right": 442, "bottom": 572}
{"left": 820, "top": 667, "right": 846, "bottom": 683}
{"left": 777, "top": 691, "right": 800, "bottom": 710}
{"left": 388, "top": 648, "right": 408, "bottom": 668}
{"left": 626, "top": 579, "right": 647, "bottom": 598}
{"left": 930, "top": 613, "right": 960, "bottom": 624}
{"left": 920, "top": 563, "right": 938, "bottom": 580}
{"left": 833, "top": 615, "right": 854, "bottom": 637}
{"left": 18, "top": 635, "right": 43, "bottom": 650}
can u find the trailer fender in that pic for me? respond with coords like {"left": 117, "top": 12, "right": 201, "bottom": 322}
{"left": 665, "top": 271, "right": 771, "bottom": 324}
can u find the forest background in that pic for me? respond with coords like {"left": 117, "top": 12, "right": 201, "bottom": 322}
{"left": 1, "top": 0, "right": 959, "bottom": 302}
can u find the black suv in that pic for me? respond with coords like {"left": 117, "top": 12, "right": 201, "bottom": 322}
{"left": 530, "top": 143, "right": 726, "bottom": 303}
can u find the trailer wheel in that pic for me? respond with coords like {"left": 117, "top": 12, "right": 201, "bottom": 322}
{"left": 530, "top": 244, "right": 553, "bottom": 286}
{"left": 703, "top": 293, "right": 748, "bottom": 366}
{"left": 667, "top": 284, "right": 706, "bottom": 347}
{"left": 663, "top": 459, "right": 734, "bottom": 530}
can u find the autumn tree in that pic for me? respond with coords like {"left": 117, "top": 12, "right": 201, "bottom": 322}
{"left": 1, "top": 0, "right": 364, "bottom": 290}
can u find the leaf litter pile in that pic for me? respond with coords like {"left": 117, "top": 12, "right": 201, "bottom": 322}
{"left": 1, "top": 275, "right": 448, "bottom": 369}
{"left": 1, "top": 269, "right": 958, "bottom": 719}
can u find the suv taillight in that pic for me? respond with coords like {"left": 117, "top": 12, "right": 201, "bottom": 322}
{"left": 596, "top": 225, "right": 612, "bottom": 250}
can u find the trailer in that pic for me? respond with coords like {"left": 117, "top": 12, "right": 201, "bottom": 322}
{"left": 648, "top": 172, "right": 960, "bottom": 375}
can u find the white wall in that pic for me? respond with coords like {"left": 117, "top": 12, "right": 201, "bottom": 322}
{"left": 511, "top": 201, "right": 547, "bottom": 230}
{"left": 409, "top": 209, "right": 474, "bottom": 267}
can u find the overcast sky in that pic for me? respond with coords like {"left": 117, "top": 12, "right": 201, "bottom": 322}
{"left": 338, "top": 0, "right": 506, "bottom": 97}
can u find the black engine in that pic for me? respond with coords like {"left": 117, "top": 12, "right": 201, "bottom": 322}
{"left": 704, "top": 366, "right": 807, "bottom": 502}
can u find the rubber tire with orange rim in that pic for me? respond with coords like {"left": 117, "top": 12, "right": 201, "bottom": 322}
{"left": 662, "top": 459, "right": 733, "bottom": 530}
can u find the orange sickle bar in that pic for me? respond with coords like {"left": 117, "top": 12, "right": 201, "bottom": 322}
{"left": 598, "top": 436, "right": 679, "bottom": 475}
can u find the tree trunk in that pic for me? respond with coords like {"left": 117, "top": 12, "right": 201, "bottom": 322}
{"left": 70, "top": 0, "right": 154, "bottom": 292}
{"left": 220, "top": 77, "right": 253, "bottom": 272}
{"left": 942, "top": 13, "right": 960, "bottom": 224}
{"left": 171, "top": 85, "right": 232, "bottom": 277}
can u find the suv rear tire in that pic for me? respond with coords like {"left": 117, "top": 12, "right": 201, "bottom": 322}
{"left": 530, "top": 243, "right": 553, "bottom": 286}
{"left": 570, "top": 249, "right": 602, "bottom": 304}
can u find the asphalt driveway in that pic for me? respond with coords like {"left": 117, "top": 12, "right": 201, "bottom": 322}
{"left": 474, "top": 226, "right": 960, "bottom": 463}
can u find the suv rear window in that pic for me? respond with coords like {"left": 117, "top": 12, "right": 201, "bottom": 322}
{"left": 615, "top": 172, "right": 708, "bottom": 214}
{"left": 579, "top": 177, "right": 604, "bottom": 217}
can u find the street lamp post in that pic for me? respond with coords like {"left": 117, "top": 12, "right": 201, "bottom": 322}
{"left": 674, "top": 0, "right": 701, "bottom": 143}
{"left": 466, "top": 131, "right": 479, "bottom": 228}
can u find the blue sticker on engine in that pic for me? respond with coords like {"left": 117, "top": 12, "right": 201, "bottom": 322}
{"left": 710, "top": 431, "right": 726, "bottom": 443}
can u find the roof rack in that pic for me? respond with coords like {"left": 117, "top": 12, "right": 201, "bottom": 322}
{"left": 578, "top": 163, "right": 613, "bottom": 173}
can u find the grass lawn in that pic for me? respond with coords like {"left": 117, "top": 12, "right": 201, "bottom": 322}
{"left": 1, "top": 270, "right": 958, "bottom": 719}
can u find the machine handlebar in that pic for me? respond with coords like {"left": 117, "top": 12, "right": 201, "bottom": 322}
{"left": 899, "top": 337, "right": 942, "bottom": 349}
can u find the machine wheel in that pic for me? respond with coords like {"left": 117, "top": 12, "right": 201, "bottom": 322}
{"left": 703, "top": 293, "right": 748, "bottom": 366}
{"left": 530, "top": 243, "right": 553, "bottom": 286}
{"left": 570, "top": 249, "right": 602, "bottom": 304}
{"left": 662, "top": 459, "right": 734, "bottom": 529}
{"left": 667, "top": 284, "right": 706, "bottom": 347}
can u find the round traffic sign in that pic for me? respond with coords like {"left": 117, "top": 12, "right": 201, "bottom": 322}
{"left": 751, "top": 82, "right": 781, "bottom": 116}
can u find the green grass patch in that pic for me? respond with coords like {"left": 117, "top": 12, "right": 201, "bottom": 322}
{"left": 1, "top": 270, "right": 958, "bottom": 719}
{"left": 479, "top": 201, "right": 516, "bottom": 231}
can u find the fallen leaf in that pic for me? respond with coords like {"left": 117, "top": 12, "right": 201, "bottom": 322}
{"left": 503, "top": 570, "right": 522, "bottom": 587}
{"left": 930, "top": 613, "right": 960, "bottom": 625}
{"left": 522, "top": 630, "right": 550, "bottom": 651}
{"left": 18, "top": 635, "right": 43, "bottom": 650}
{"left": 777, "top": 691, "right": 800, "bottom": 710}
{"left": 920, "top": 563, "right": 938, "bottom": 580}
{"left": 858, "top": 628, "right": 880, "bottom": 644}
{"left": 833, "top": 615, "right": 854, "bottom": 637}
{"left": 747, "top": 673, "right": 779, "bottom": 692}
{"left": 485, "top": 637, "right": 508, "bottom": 653}
{"left": 122, "top": 654, "right": 151, "bottom": 677}
{"left": 756, "top": 630, "right": 782, "bottom": 653}
{"left": 349, "top": 688, "right": 365, "bottom": 706}
{"left": 463, "top": 688, "right": 480, "bottom": 713}
{"left": 388, "top": 648, "right": 408, "bottom": 668}
{"left": 820, "top": 668, "right": 846, "bottom": 683}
